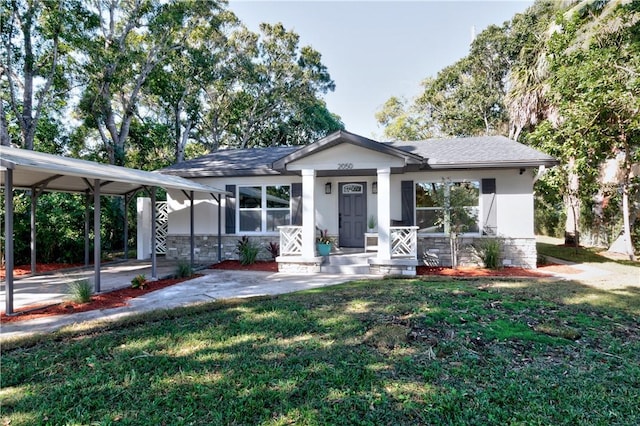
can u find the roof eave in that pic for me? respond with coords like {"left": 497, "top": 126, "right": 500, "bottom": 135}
{"left": 427, "top": 159, "right": 560, "bottom": 169}
{"left": 160, "top": 168, "right": 284, "bottom": 178}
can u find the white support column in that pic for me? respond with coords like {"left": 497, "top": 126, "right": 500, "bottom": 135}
{"left": 94, "top": 179, "right": 101, "bottom": 293}
{"left": 377, "top": 167, "right": 391, "bottom": 261}
{"left": 136, "top": 197, "right": 152, "bottom": 260}
{"left": 4, "top": 168, "right": 14, "bottom": 315}
{"left": 301, "top": 169, "right": 317, "bottom": 258}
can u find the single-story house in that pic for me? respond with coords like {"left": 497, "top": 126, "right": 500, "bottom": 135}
{"left": 158, "top": 130, "right": 559, "bottom": 275}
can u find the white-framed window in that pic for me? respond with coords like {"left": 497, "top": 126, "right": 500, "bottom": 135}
{"left": 238, "top": 185, "right": 290, "bottom": 233}
{"left": 416, "top": 180, "right": 479, "bottom": 234}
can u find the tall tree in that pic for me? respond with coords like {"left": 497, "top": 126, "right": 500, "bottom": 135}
{"left": 144, "top": 7, "right": 237, "bottom": 163}
{"left": 221, "top": 23, "right": 340, "bottom": 149}
{"left": 529, "top": 0, "right": 640, "bottom": 257}
{"left": 375, "top": 96, "right": 435, "bottom": 141}
{"left": 504, "top": 1, "right": 560, "bottom": 141}
{"left": 378, "top": 23, "right": 513, "bottom": 139}
{"left": 77, "top": 0, "right": 225, "bottom": 165}
{"left": 1, "top": 0, "right": 94, "bottom": 149}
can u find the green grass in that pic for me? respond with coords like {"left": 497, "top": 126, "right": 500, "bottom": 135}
{"left": 537, "top": 242, "right": 639, "bottom": 266}
{"left": 2, "top": 278, "right": 639, "bottom": 425}
{"left": 67, "top": 279, "right": 93, "bottom": 304}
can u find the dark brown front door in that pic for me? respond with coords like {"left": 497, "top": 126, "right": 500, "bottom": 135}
{"left": 339, "top": 182, "right": 366, "bottom": 247}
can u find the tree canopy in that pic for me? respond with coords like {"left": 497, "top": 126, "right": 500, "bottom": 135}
{"left": 0, "top": 0, "right": 344, "bottom": 265}
{"left": 377, "top": 0, "right": 639, "bottom": 255}
{"left": 2, "top": 0, "right": 343, "bottom": 167}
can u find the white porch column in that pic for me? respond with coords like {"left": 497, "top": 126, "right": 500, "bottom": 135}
{"left": 377, "top": 167, "right": 391, "bottom": 260}
{"left": 136, "top": 197, "right": 152, "bottom": 260}
{"left": 301, "top": 169, "right": 317, "bottom": 258}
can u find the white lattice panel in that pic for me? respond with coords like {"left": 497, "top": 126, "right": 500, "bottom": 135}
{"left": 390, "top": 226, "right": 418, "bottom": 259}
{"left": 155, "top": 201, "right": 168, "bottom": 254}
{"left": 279, "top": 226, "right": 303, "bottom": 256}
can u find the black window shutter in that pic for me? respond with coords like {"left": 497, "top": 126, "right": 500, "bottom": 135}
{"left": 481, "top": 178, "right": 496, "bottom": 194}
{"left": 225, "top": 184, "right": 236, "bottom": 234}
{"left": 291, "top": 182, "right": 302, "bottom": 225}
{"left": 401, "top": 180, "right": 415, "bottom": 226}
{"left": 481, "top": 179, "right": 497, "bottom": 235}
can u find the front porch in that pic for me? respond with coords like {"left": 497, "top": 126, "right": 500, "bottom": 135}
{"left": 269, "top": 132, "right": 426, "bottom": 276}
{"left": 276, "top": 225, "right": 420, "bottom": 275}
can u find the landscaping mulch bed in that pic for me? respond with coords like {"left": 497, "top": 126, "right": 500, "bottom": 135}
{"left": 1, "top": 276, "right": 198, "bottom": 323}
{"left": 0, "top": 263, "right": 84, "bottom": 279}
{"left": 417, "top": 265, "right": 552, "bottom": 277}
{"left": 2, "top": 260, "right": 556, "bottom": 323}
{"left": 209, "top": 260, "right": 278, "bottom": 272}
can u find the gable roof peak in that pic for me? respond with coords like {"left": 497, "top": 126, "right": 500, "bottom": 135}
{"left": 271, "top": 130, "right": 424, "bottom": 171}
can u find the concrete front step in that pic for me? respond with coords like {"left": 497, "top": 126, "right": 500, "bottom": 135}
{"left": 320, "top": 264, "right": 371, "bottom": 274}
{"left": 319, "top": 252, "right": 375, "bottom": 274}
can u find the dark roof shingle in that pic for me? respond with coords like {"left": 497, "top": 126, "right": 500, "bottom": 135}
{"left": 161, "top": 146, "right": 301, "bottom": 177}
{"left": 387, "top": 136, "right": 558, "bottom": 168}
{"left": 160, "top": 134, "right": 558, "bottom": 177}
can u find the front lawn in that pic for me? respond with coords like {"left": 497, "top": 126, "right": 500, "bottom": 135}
{"left": 537, "top": 241, "right": 639, "bottom": 266}
{"left": 2, "top": 278, "right": 639, "bottom": 425}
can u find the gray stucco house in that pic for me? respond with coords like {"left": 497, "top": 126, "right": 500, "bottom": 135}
{"left": 159, "top": 130, "right": 558, "bottom": 275}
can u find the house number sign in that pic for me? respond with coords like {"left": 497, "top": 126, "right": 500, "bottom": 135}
{"left": 337, "top": 162, "right": 353, "bottom": 170}
{"left": 342, "top": 183, "right": 363, "bottom": 194}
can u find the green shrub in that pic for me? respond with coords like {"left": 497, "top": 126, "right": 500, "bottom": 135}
{"left": 176, "top": 261, "right": 192, "bottom": 278}
{"left": 131, "top": 274, "right": 147, "bottom": 289}
{"left": 537, "top": 254, "right": 549, "bottom": 267}
{"left": 67, "top": 279, "right": 93, "bottom": 304}
{"left": 236, "top": 236, "right": 260, "bottom": 265}
{"left": 266, "top": 242, "right": 279, "bottom": 260}
{"left": 476, "top": 239, "right": 501, "bottom": 269}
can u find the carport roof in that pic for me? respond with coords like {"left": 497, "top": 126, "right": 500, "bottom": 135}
{"left": 0, "top": 145, "right": 228, "bottom": 196}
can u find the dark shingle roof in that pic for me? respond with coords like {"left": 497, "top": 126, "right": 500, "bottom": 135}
{"left": 386, "top": 136, "right": 558, "bottom": 169}
{"left": 161, "top": 146, "right": 301, "bottom": 177}
{"left": 160, "top": 134, "right": 558, "bottom": 178}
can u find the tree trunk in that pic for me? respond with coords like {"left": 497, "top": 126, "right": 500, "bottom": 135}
{"left": 176, "top": 120, "right": 192, "bottom": 164}
{"left": 619, "top": 138, "right": 636, "bottom": 260}
{"left": 564, "top": 157, "right": 580, "bottom": 247}
{"left": 620, "top": 184, "right": 635, "bottom": 260}
{"left": 0, "top": 100, "right": 11, "bottom": 146}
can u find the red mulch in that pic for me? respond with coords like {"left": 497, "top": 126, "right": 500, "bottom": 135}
{"left": 0, "top": 263, "right": 84, "bottom": 279}
{"left": 2, "top": 260, "right": 558, "bottom": 324}
{"left": 1, "top": 276, "right": 199, "bottom": 323}
{"left": 210, "top": 260, "right": 278, "bottom": 272}
{"left": 416, "top": 265, "right": 551, "bottom": 277}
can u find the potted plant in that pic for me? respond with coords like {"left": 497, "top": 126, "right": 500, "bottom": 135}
{"left": 367, "top": 215, "right": 377, "bottom": 232}
{"left": 316, "top": 228, "right": 332, "bottom": 256}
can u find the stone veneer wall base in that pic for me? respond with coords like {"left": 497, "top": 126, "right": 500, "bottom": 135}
{"left": 166, "top": 235, "right": 280, "bottom": 263}
{"left": 418, "top": 236, "right": 537, "bottom": 269}
{"left": 368, "top": 258, "right": 419, "bottom": 276}
{"left": 166, "top": 235, "right": 537, "bottom": 270}
{"left": 276, "top": 256, "right": 324, "bottom": 273}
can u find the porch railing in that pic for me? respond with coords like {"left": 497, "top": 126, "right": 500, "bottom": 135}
{"left": 277, "top": 225, "right": 417, "bottom": 259}
{"left": 390, "top": 226, "right": 419, "bottom": 258}
{"left": 278, "top": 225, "right": 303, "bottom": 256}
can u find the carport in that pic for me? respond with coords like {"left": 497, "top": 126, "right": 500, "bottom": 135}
{"left": 0, "top": 145, "right": 227, "bottom": 315}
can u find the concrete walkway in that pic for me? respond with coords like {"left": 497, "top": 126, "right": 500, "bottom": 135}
{"left": 0, "top": 259, "right": 184, "bottom": 314}
{"left": 0, "top": 268, "right": 365, "bottom": 340}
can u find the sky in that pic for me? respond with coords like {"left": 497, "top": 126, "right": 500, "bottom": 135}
{"left": 229, "top": 0, "right": 534, "bottom": 139}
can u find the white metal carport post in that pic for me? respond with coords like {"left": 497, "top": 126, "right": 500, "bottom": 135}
{"left": 94, "top": 179, "right": 101, "bottom": 292}
{"left": 4, "top": 167, "right": 14, "bottom": 315}
{"left": 301, "top": 169, "right": 317, "bottom": 258}
{"left": 377, "top": 167, "right": 392, "bottom": 261}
